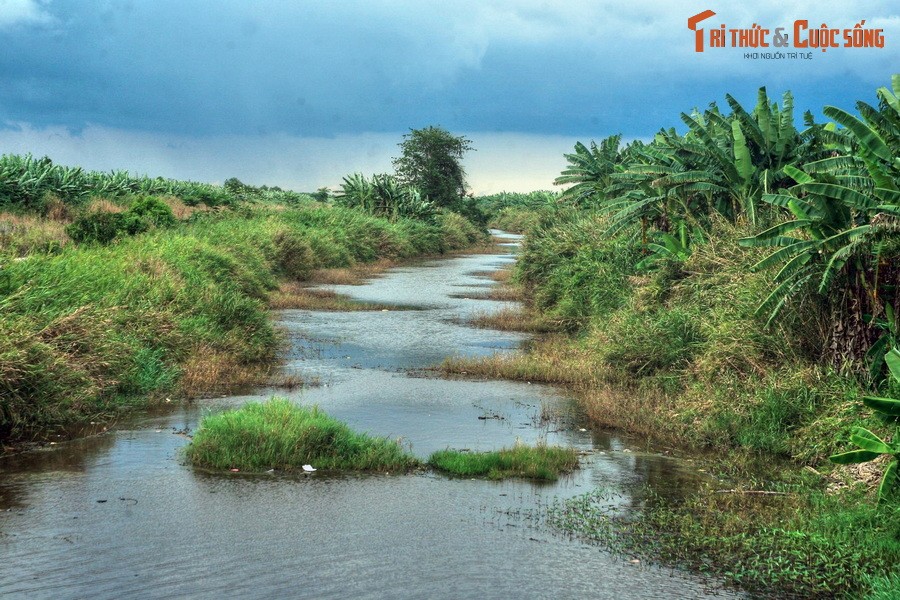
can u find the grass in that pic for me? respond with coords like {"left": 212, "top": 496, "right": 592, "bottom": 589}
{"left": 441, "top": 336, "right": 597, "bottom": 386}
{"left": 470, "top": 268, "right": 514, "bottom": 283}
{"left": 268, "top": 283, "right": 412, "bottom": 311}
{"left": 0, "top": 202, "right": 487, "bottom": 439}
{"left": 308, "top": 258, "right": 397, "bottom": 285}
{"left": 428, "top": 443, "right": 578, "bottom": 481}
{"left": 0, "top": 211, "right": 70, "bottom": 257}
{"left": 185, "top": 398, "right": 420, "bottom": 473}
{"left": 449, "top": 284, "right": 522, "bottom": 301}
{"left": 549, "top": 480, "right": 900, "bottom": 599}
{"left": 468, "top": 307, "right": 563, "bottom": 333}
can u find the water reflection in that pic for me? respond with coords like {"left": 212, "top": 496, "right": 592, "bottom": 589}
{"left": 0, "top": 235, "right": 740, "bottom": 599}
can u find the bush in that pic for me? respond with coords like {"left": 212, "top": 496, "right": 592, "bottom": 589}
{"left": 66, "top": 211, "right": 128, "bottom": 244}
{"left": 65, "top": 196, "right": 177, "bottom": 244}
{"left": 273, "top": 230, "right": 315, "bottom": 280}
{"left": 128, "top": 196, "right": 176, "bottom": 228}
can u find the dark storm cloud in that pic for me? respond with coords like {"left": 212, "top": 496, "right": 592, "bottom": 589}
{"left": 0, "top": 0, "right": 896, "bottom": 156}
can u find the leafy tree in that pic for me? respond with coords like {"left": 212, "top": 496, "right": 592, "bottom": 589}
{"left": 392, "top": 126, "right": 474, "bottom": 210}
{"left": 741, "top": 76, "right": 900, "bottom": 368}
{"left": 312, "top": 187, "right": 331, "bottom": 202}
{"left": 554, "top": 135, "right": 623, "bottom": 207}
{"left": 335, "top": 173, "right": 435, "bottom": 221}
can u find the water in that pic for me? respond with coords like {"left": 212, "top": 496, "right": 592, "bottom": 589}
{"left": 0, "top": 232, "right": 740, "bottom": 599}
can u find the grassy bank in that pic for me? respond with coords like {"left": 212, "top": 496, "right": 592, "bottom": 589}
{"left": 186, "top": 398, "right": 419, "bottom": 473}
{"left": 443, "top": 209, "right": 900, "bottom": 595}
{"left": 429, "top": 444, "right": 578, "bottom": 481}
{"left": 549, "top": 479, "right": 900, "bottom": 598}
{"left": 0, "top": 199, "right": 485, "bottom": 440}
{"left": 441, "top": 75, "right": 900, "bottom": 596}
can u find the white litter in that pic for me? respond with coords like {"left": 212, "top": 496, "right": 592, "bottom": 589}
{"left": 302, "top": 464, "right": 316, "bottom": 472}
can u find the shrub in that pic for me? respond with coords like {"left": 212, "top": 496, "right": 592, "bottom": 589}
{"left": 65, "top": 196, "right": 177, "bottom": 244}
{"left": 66, "top": 211, "right": 128, "bottom": 244}
{"left": 273, "top": 229, "right": 315, "bottom": 280}
{"left": 128, "top": 196, "right": 176, "bottom": 228}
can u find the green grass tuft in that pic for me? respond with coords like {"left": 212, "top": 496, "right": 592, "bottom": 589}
{"left": 186, "top": 398, "right": 420, "bottom": 473}
{"left": 550, "top": 485, "right": 900, "bottom": 599}
{"left": 429, "top": 444, "right": 578, "bottom": 481}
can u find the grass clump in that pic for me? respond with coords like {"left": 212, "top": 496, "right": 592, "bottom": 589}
{"left": 428, "top": 443, "right": 578, "bottom": 481}
{"left": 469, "top": 307, "right": 562, "bottom": 334}
{"left": 549, "top": 483, "right": 900, "bottom": 599}
{"left": 268, "top": 284, "right": 410, "bottom": 311}
{"left": 186, "top": 398, "right": 419, "bottom": 473}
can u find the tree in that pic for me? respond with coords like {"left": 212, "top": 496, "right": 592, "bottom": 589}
{"left": 392, "top": 126, "right": 474, "bottom": 210}
{"left": 554, "top": 135, "right": 623, "bottom": 207}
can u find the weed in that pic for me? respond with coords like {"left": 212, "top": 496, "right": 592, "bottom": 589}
{"left": 186, "top": 398, "right": 420, "bottom": 473}
{"left": 429, "top": 443, "right": 578, "bottom": 481}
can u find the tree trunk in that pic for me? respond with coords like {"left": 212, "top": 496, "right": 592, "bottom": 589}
{"left": 827, "top": 266, "right": 874, "bottom": 371}
{"left": 828, "top": 291, "right": 869, "bottom": 370}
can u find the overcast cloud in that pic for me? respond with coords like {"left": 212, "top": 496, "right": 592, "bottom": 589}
{"left": 0, "top": 0, "right": 897, "bottom": 192}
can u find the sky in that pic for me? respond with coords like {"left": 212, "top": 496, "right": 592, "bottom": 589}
{"left": 0, "top": 0, "right": 897, "bottom": 194}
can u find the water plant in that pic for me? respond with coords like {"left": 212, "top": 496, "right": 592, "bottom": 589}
{"left": 428, "top": 444, "right": 578, "bottom": 481}
{"left": 186, "top": 398, "right": 420, "bottom": 473}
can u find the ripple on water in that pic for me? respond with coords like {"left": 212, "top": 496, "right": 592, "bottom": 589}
{"left": 0, "top": 240, "right": 742, "bottom": 599}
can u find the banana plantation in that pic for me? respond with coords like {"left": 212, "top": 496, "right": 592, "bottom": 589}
{"left": 335, "top": 172, "right": 437, "bottom": 221}
{"left": 470, "top": 75, "right": 900, "bottom": 596}
{"left": 553, "top": 75, "right": 900, "bottom": 377}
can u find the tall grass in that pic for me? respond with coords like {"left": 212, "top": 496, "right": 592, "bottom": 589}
{"left": 0, "top": 203, "right": 486, "bottom": 438}
{"left": 186, "top": 398, "right": 419, "bottom": 472}
{"left": 516, "top": 211, "right": 640, "bottom": 328}
{"left": 429, "top": 444, "right": 578, "bottom": 481}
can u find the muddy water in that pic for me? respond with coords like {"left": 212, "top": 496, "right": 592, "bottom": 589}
{"left": 0, "top": 232, "right": 740, "bottom": 599}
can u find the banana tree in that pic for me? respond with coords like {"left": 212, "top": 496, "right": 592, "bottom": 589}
{"left": 634, "top": 220, "right": 704, "bottom": 271}
{"left": 830, "top": 348, "right": 900, "bottom": 503}
{"left": 677, "top": 88, "right": 815, "bottom": 225}
{"left": 741, "top": 76, "right": 900, "bottom": 367}
{"left": 554, "top": 135, "right": 623, "bottom": 207}
{"left": 336, "top": 173, "right": 376, "bottom": 213}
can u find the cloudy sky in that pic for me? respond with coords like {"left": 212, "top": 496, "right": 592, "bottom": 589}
{"left": 0, "top": 0, "right": 897, "bottom": 193}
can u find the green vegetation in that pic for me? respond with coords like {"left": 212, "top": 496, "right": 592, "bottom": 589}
{"left": 428, "top": 444, "right": 578, "bottom": 481}
{"left": 333, "top": 126, "right": 486, "bottom": 225}
{"left": 443, "top": 75, "right": 900, "bottom": 597}
{"left": 335, "top": 173, "right": 435, "bottom": 221}
{"left": 831, "top": 348, "right": 900, "bottom": 503}
{"left": 393, "top": 126, "right": 474, "bottom": 212}
{"left": 0, "top": 154, "right": 254, "bottom": 211}
{"left": 0, "top": 159, "right": 486, "bottom": 439}
{"left": 186, "top": 398, "right": 419, "bottom": 473}
{"left": 474, "top": 190, "right": 561, "bottom": 233}
{"left": 549, "top": 483, "right": 900, "bottom": 598}
{"left": 500, "top": 76, "right": 900, "bottom": 460}
{"left": 66, "top": 195, "right": 176, "bottom": 244}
